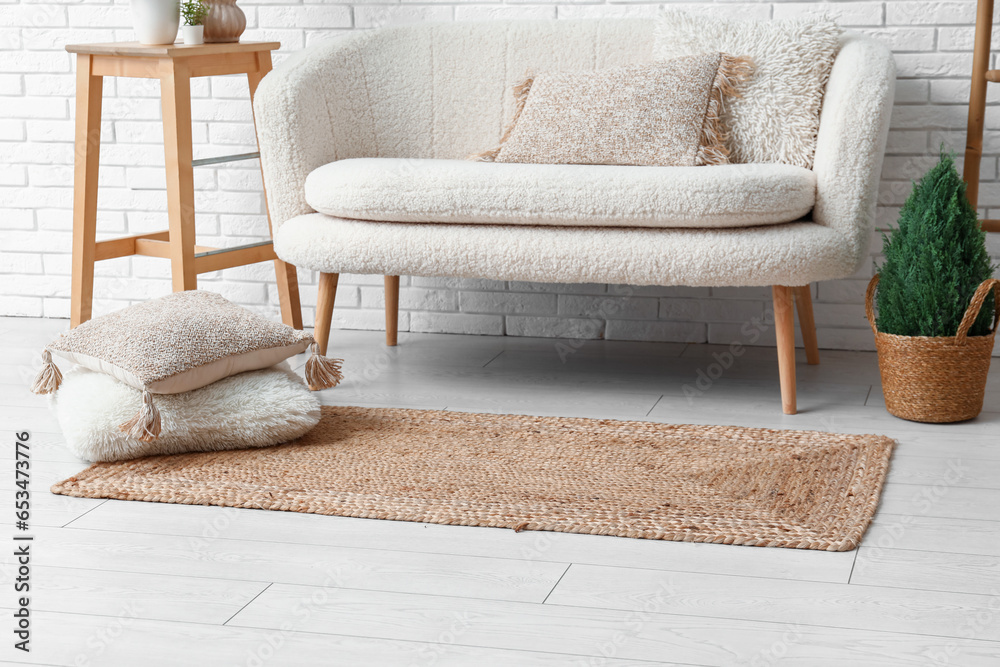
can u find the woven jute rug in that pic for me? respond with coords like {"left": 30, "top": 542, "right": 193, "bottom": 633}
{"left": 52, "top": 406, "right": 895, "bottom": 551}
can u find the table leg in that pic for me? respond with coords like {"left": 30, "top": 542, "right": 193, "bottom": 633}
{"left": 159, "top": 59, "right": 198, "bottom": 292}
{"left": 248, "top": 50, "right": 303, "bottom": 328}
{"left": 70, "top": 54, "right": 103, "bottom": 327}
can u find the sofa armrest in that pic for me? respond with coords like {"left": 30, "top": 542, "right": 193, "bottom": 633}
{"left": 811, "top": 32, "right": 896, "bottom": 275}
{"left": 254, "top": 33, "right": 375, "bottom": 231}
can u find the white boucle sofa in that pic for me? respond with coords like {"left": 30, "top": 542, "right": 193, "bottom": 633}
{"left": 253, "top": 19, "right": 896, "bottom": 415}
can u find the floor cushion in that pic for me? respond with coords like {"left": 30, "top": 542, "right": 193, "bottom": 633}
{"left": 51, "top": 365, "right": 320, "bottom": 462}
{"left": 303, "top": 158, "right": 816, "bottom": 229}
{"left": 32, "top": 290, "right": 341, "bottom": 443}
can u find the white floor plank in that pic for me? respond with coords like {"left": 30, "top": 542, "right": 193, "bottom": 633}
{"left": 0, "top": 494, "right": 105, "bottom": 528}
{"left": 67, "top": 499, "right": 857, "bottom": 583}
{"left": 0, "top": 383, "right": 49, "bottom": 408}
{"left": 323, "top": 378, "right": 664, "bottom": 417}
{"left": 355, "top": 357, "right": 873, "bottom": 406}
{"left": 884, "top": 431, "right": 1000, "bottom": 461}
{"left": 852, "top": 547, "right": 1000, "bottom": 595}
{"left": 229, "top": 583, "right": 1000, "bottom": 666}
{"left": 647, "top": 399, "right": 1000, "bottom": 435}
{"left": 3, "top": 346, "right": 46, "bottom": 366}
{"left": 0, "top": 610, "right": 664, "bottom": 667}
{"left": 14, "top": 526, "right": 568, "bottom": 603}
{"left": 0, "top": 433, "right": 86, "bottom": 463}
{"left": 486, "top": 346, "right": 888, "bottom": 389}
{"left": 885, "top": 455, "right": 1000, "bottom": 489}
{"left": 864, "top": 514, "right": 1000, "bottom": 558}
{"left": 544, "top": 562, "right": 1000, "bottom": 640}
{"left": 877, "top": 484, "right": 1000, "bottom": 522}
{"left": 23, "top": 565, "right": 268, "bottom": 624}
{"left": 0, "top": 459, "right": 91, "bottom": 490}
{"left": 0, "top": 407, "right": 62, "bottom": 435}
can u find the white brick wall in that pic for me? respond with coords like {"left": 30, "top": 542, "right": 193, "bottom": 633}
{"left": 2, "top": 0, "right": 1000, "bottom": 354}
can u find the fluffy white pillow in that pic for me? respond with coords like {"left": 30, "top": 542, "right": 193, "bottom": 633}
{"left": 51, "top": 365, "right": 320, "bottom": 462}
{"left": 654, "top": 9, "right": 842, "bottom": 168}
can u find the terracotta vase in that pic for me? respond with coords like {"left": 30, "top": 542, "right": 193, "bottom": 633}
{"left": 203, "top": 0, "right": 245, "bottom": 43}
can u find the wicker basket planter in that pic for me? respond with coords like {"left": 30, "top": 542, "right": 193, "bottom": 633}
{"left": 866, "top": 275, "right": 1000, "bottom": 423}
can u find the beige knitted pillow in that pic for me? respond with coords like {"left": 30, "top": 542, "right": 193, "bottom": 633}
{"left": 31, "top": 290, "right": 342, "bottom": 442}
{"left": 474, "top": 53, "right": 754, "bottom": 167}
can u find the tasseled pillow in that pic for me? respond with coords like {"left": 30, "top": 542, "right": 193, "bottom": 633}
{"left": 471, "top": 52, "right": 754, "bottom": 167}
{"left": 654, "top": 10, "right": 842, "bottom": 168}
{"left": 30, "top": 290, "right": 342, "bottom": 442}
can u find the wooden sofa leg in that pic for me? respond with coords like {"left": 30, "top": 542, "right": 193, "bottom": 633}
{"left": 315, "top": 272, "right": 338, "bottom": 356}
{"left": 273, "top": 260, "right": 303, "bottom": 330}
{"left": 793, "top": 285, "right": 820, "bottom": 365}
{"left": 772, "top": 285, "right": 797, "bottom": 415}
{"left": 385, "top": 275, "right": 399, "bottom": 347}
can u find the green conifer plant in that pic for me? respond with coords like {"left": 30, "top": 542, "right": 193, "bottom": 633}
{"left": 876, "top": 152, "right": 996, "bottom": 338}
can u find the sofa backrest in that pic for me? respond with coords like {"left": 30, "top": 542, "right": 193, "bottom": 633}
{"left": 331, "top": 19, "right": 655, "bottom": 161}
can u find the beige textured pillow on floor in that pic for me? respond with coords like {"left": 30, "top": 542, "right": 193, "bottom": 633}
{"left": 31, "top": 290, "right": 342, "bottom": 442}
{"left": 475, "top": 53, "right": 754, "bottom": 167}
{"left": 654, "top": 9, "right": 842, "bottom": 168}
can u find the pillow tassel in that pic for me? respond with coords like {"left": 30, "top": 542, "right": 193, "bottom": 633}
{"left": 30, "top": 349, "right": 63, "bottom": 395}
{"left": 697, "top": 53, "right": 756, "bottom": 166}
{"left": 305, "top": 342, "right": 344, "bottom": 391}
{"left": 469, "top": 76, "right": 535, "bottom": 162}
{"left": 119, "top": 389, "right": 162, "bottom": 442}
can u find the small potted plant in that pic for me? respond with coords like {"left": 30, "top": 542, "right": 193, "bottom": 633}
{"left": 181, "top": 0, "right": 209, "bottom": 45}
{"left": 867, "top": 151, "right": 999, "bottom": 422}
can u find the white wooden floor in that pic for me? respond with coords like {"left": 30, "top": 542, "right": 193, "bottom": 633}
{"left": 2, "top": 315, "right": 999, "bottom": 666}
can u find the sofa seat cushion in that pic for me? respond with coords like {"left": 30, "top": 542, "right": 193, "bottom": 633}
{"left": 304, "top": 158, "right": 816, "bottom": 229}
{"left": 274, "top": 213, "right": 856, "bottom": 289}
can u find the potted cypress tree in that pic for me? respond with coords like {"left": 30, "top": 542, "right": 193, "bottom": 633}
{"left": 867, "top": 152, "right": 999, "bottom": 422}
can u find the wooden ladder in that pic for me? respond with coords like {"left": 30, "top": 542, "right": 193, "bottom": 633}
{"left": 964, "top": 0, "right": 1000, "bottom": 231}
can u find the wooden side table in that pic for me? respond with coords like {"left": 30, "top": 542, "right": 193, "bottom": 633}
{"left": 65, "top": 41, "right": 302, "bottom": 328}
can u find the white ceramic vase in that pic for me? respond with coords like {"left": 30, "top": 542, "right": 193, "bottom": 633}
{"left": 182, "top": 24, "right": 204, "bottom": 45}
{"left": 130, "top": 0, "right": 180, "bottom": 45}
